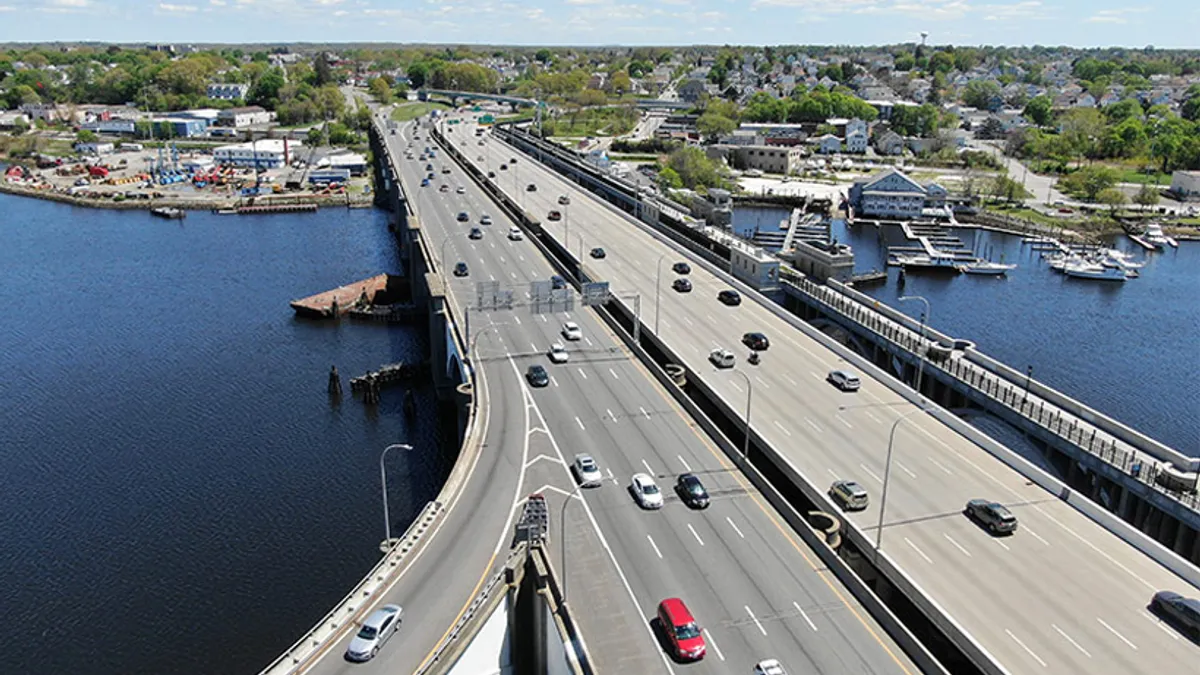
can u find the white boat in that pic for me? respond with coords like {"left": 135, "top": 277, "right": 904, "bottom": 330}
{"left": 1143, "top": 223, "right": 1178, "bottom": 249}
{"left": 957, "top": 260, "right": 1017, "bottom": 275}
{"left": 1063, "top": 261, "right": 1130, "bottom": 281}
{"left": 890, "top": 250, "right": 964, "bottom": 271}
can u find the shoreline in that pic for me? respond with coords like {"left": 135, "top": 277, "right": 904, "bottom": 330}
{"left": 0, "top": 180, "right": 376, "bottom": 211}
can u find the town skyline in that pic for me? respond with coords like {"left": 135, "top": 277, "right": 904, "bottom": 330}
{"left": 0, "top": 0, "right": 1197, "bottom": 50}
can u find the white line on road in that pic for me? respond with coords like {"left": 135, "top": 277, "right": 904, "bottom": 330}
{"left": 727, "top": 517, "right": 745, "bottom": 539}
{"left": 827, "top": 468, "right": 840, "bottom": 480}
{"left": 687, "top": 524, "right": 705, "bottom": 546}
{"left": 646, "top": 535, "right": 663, "bottom": 559}
{"left": 550, "top": 376, "right": 559, "bottom": 388}
{"left": 926, "top": 456, "right": 953, "bottom": 475}
{"left": 1023, "top": 526, "right": 1050, "bottom": 546}
{"left": 578, "top": 369, "right": 588, "bottom": 380}
{"left": 864, "top": 410, "right": 880, "bottom": 423}
{"left": 519, "top": 255, "right": 525, "bottom": 261}
{"left": 584, "top": 337, "right": 593, "bottom": 346}
{"left": 754, "top": 375, "right": 770, "bottom": 389}
{"left": 510, "top": 272, "right": 517, "bottom": 279}
{"left": 539, "top": 314, "right": 547, "bottom": 323}
{"left": 575, "top": 416, "right": 585, "bottom": 430}
{"left": 774, "top": 420, "right": 792, "bottom": 436}
{"left": 642, "top": 459, "right": 654, "bottom": 475}
{"left": 805, "top": 418, "right": 822, "bottom": 433}
{"left": 943, "top": 533, "right": 972, "bottom": 557}
{"left": 609, "top": 368, "right": 620, "bottom": 380}
{"left": 859, "top": 463, "right": 882, "bottom": 484}
{"left": 490, "top": 274, "right": 496, "bottom": 281}
{"left": 684, "top": 316, "right": 693, "bottom": 326}
{"left": 904, "top": 537, "right": 933, "bottom": 564}
{"left": 1141, "top": 612, "right": 1181, "bottom": 640}
{"left": 793, "top": 601, "right": 818, "bottom": 631}
{"left": 745, "top": 605, "right": 767, "bottom": 636}
{"left": 1051, "top": 624, "right": 1092, "bottom": 657}
{"left": 1097, "top": 618, "right": 1138, "bottom": 650}
{"left": 639, "top": 406, "right": 650, "bottom": 419}
{"left": 606, "top": 408, "right": 616, "bottom": 423}
{"left": 809, "top": 371, "right": 821, "bottom": 380}
{"left": 896, "top": 461, "right": 917, "bottom": 479}
{"left": 678, "top": 455, "right": 692, "bottom": 472}
{"left": 729, "top": 380, "right": 743, "bottom": 393}
{"left": 837, "top": 416, "right": 853, "bottom": 429}
{"left": 1005, "top": 629, "right": 1047, "bottom": 667}
{"left": 784, "top": 375, "right": 798, "bottom": 386}
{"left": 702, "top": 629, "right": 724, "bottom": 661}
{"left": 993, "top": 538, "right": 1010, "bottom": 551}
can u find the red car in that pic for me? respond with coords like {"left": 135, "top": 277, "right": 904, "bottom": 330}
{"left": 657, "top": 598, "right": 705, "bottom": 660}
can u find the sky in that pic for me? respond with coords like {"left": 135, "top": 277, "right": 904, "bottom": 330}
{"left": 0, "top": 0, "right": 1197, "bottom": 49}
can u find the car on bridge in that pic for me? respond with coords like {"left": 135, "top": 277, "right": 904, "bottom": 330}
{"left": 657, "top": 598, "right": 705, "bottom": 661}
{"left": 829, "top": 479, "right": 869, "bottom": 511}
{"left": 573, "top": 454, "right": 602, "bottom": 488}
{"left": 441, "top": 167, "right": 451, "bottom": 174}
{"left": 510, "top": 157, "right": 518, "bottom": 163}
{"left": 708, "top": 348, "right": 735, "bottom": 369}
{"left": 456, "top": 212, "right": 470, "bottom": 222}
{"left": 547, "top": 210, "right": 561, "bottom": 221}
{"left": 630, "top": 473, "right": 664, "bottom": 509}
{"left": 717, "top": 289, "right": 741, "bottom": 306}
{"left": 507, "top": 227, "right": 524, "bottom": 241}
{"left": 480, "top": 214, "right": 493, "bottom": 225}
{"left": 439, "top": 184, "right": 449, "bottom": 192}
{"left": 1150, "top": 590, "right": 1200, "bottom": 640}
{"left": 676, "top": 474, "right": 710, "bottom": 509}
{"left": 561, "top": 321, "right": 582, "bottom": 341}
{"left": 456, "top": 186, "right": 465, "bottom": 194}
{"left": 526, "top": 364, "right": 549, "bottom": 388}
{"left": 469, "top": 227, "right": 483, "bottom": 240}
{"left": 344, "top": 604, "right": 403, "bottom": 662}
{"left": 558, "top": 194, "right": 571, "bottom": 205}
{"left": 425, "top": 163, "right": 433, "bottom": 171}
{"left": 590, "top": 247, "right": 606, "bottom": 259}
{"left": 673, "top": 278, "right": 692, "bottom": 293}
{"left": 754, "top": 659, "right": 788, "bottom": 675}
{"left": 526, "top": 183, "right": 538, "bottom": 192}
{"left": 548, "top": 343, "right": 569, "bottom": 364}
{"left": 672, "top": 261, "right": 691, "bottom": 275}
{"left": 550, "top": 275, "right": 566, "bottom": 290}
{"left": 964, "top": 499, "right": 1018, "bottom": 535}
{"left": 453, "top": 262, "right": 469, "bottom": 277}
{"left": 500, "top": 164, "right": 507, "bottom": 171}
{"left": 420, "top": 178, "right": 429, "bottom": 187}
{"left": 826, "top": 369, "right": 861, "bottom": 392}
{"left": 742, "top": 332, "right": 770, "bottom": 351}
{"left": 487, "top": 171, "right": 496, "bottom": 178}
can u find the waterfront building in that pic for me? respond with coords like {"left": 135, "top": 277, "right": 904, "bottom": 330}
{"left": 217, "top": 106, "right": 275, "bottom": 128}
{"left": 849, "top": 168, "right": 952, "bottom": 219}
{"left": 213, "top": 139, "right": 298, "bottom": 168}
{"left": 1169, "top": 170, "right": 1200, "bottom": 201}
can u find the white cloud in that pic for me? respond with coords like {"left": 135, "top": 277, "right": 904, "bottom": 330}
{"left": 0, "top": 3, "right": 16, "bottom": 9}
{"left": 333, "top": 8, "right": 347, "bottom": 15}
{"left": 312, "top": 0, "right": 344, "bottom": 5}
{"left": 158, "top": 2, "right": 199, "bottom": 12}
{"left": 209, "top": 0, "right": 225, "bottom": 4}
{"left": 1085, "top": 7, "right": 1150, "bottom": 24}
{"left": 565, "top": 0, "right": 605, "bottom": 4}
{"left": 46, "top": 0, "right": 89, "bottom": 6}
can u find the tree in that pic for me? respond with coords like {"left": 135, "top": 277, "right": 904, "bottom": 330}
{"left": 406, "top": 61, "right": 430, "bottom": 88}
{"left": 313, "top": 53, "right": 334, "bottom": 87}
{"left": 535, "top": 49, "right": 552, "bottom": 64}
{"left": 368, "top": 76, "right": 393, "bottom": 105}
{"left": 696, "top": 112, "right": 736, "bottom": 141}
{"left": 248, "top": 67, "right": 286, "bottom": 109}
{"left": 963, "top": 80, "right": 1002, "bottom": 110}
{"left": 307, "top": 126, "right": 325, "bottom": 146}
{"left": 894, "top": 54, "right": 915, "bottom": 72}
{"left": 1103, "top": 98, "right": 1143, "bottom": 123}
{"left": 607, "top": 71, "right": 632, "bottom": 96}
{"left": 1059, "top": 108, "right": 1106, "bottom": 162}
{"left": 658, "top": 166, "right": 683, "bottom": 190}
{"left": 1133, "top": 183, "right": 1160, "bottom": 207}
{"left": 976, "top": 117, "right": 1006, "bottom": 140}
{"left": 1097, "top": 187, "right": 1126, "bottom": 214}
{"left": 1182, "top": 98, "right": 1200, "bottom": 122}
{"left": 1060, "top": 165, "right": 1119, "bottom": 201}
{"left": 928, "top": 51, "right": 955, "bottom": 74}
{"left": 667, "top": 146, "right": 724, "bottom": 189}
{"left": 1023, "top": 95, "right": 1053, "bottom": 126}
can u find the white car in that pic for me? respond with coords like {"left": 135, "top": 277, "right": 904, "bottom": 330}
{"left": 754, "top": 660, "right": 787, "bottom": 675}
{"left": 548, "top": 343, "right": 569, "bottom": 364}
{"left": 709, "top": 348, "right": 735, "bottom": 369}
{"left": 456, "top": 185, "right": 465, "bottom": 194}
{"left": 345, "top": 604, "right": 403, "bottom": 662}
{"left": 561, "top": 321, "right": 582, "bottom": 341}
{"left": 480, "top": 214, "right": 493, "bottom": 225}
{"left": 558, "top": 194, "right": 571, "bottom": 205}
{"left": 630, "top": 473, "right": 663, "bottom": 509}
{"left": 573, "top": 453, "right": 602, "bottom": 487}
{"left": 508, "top": 227, "right": 524, "bottom": 241}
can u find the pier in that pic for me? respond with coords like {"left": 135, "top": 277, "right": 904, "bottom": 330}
{"left": 289, "top": 273, "right": 394, "bottom": 318}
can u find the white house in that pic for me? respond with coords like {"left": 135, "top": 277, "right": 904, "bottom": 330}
{"left": 74, "top": 141, "right": 115, "bottom": 155}
{"left": 849, "top": 169, "right": 929, "bottom": 219}
{"left": 846, "top": 118, "right": 868, "bottom": 138}
{"left": 873, "top": 129, "right": 905, "bottom": 155}
{"left": 207, "top": 83, "right": 250, "bottom": 101}
{"left": 217, "top": 106, "right": 274, "bottom": 128}
{"left": 1169, "top": 171, "right": 1200, "bottom": 201}
{"left": 816, "top": 134, "right": 842, "bottom": 154}
{"left": 846, "top": 129, "right": 868, "bottom": 153}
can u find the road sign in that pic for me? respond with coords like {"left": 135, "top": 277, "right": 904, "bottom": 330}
{"left": 581, "top": 281, "right": 610, "bottom": 307}
{"left": 476, "top": 281, "right": 512, "bottom": 311}
{"left": 530, "top": 280, "right": 552, "bottom": 302}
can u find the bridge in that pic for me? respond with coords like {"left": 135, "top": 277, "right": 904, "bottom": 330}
{"left": 418, "top": 88, "right": 536, "bottom": 109}
{"left": 260, "top": 108, "right": 1199, "bottom": 675}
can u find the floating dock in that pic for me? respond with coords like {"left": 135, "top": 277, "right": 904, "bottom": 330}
{"left": 238, "top": 203, "right": 319, "bottom": 215}
{"left": 290, "top": 274, "right": 392, "bottom": 318}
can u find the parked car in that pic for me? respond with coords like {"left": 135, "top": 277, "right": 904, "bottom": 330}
{"left": 561, "top": 321, "right": 582, "bottom": 341}
{"left": 344, "top": 605, "right": 403, "bottom": 662}
{"left": 828, "top": 480, "right": 869, "bottom": 511}
{"left": 453, "top": 261, "right": 469, "bottom": 277}
{"left": 1149, "top": 591, "right": 1200, "bottom": 640}
{"left": 672, "top": 262, "right": 691, "bottom": 275}
{"left": 964, "top": 499, "right": 1018, "bottom": 535}
{"left": 676, "top": 474, "right": 710, "bottom": 509}
{"left": 742, "top": 332, "right": 769, "bottom": 350}
{"left": 573, "top": 454, "right": 602, "bottom": 488}
{"left": 526, "top": 364, "right": 549, "bottom": 387}
{"left": 673, "top": 278, "right": 692, "bottom": 293}
{"left": 718, "top": 289, "right": 741, "bottom": 306}
{"left": 657, "top": 598, "right": 705, "bottom": 660}
{"left": 631, "top": 473, "right": 664, "bottom": 509}
{"left": 590, "top": 247, "right": 606, "bottom": 259}
{"left": 827, "top": 370, "right": 861, "bottom": 391}
{"left": 708, "top": 348, "right": 735, "bottom": 369}
{"left": 548, "top": 343, "right": 569, "bottom": 364}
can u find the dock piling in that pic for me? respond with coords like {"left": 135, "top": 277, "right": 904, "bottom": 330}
{"left": 328, "top": 365, "right": 342, "bottom": 396}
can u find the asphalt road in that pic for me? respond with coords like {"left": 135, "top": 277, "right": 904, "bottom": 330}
{"left": 458, "top": 119, "right": 1200, "bottom": 675}
{"left": 299, "top": 115, "right": 924, "bottom": 674}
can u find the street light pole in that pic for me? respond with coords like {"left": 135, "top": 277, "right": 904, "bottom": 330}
{"left": 379, "top": 443, "right": 414, "bottom": 551}
{"left": 875, "top": 407, "right": 928, "bottom": 555}
{"left": 559, "top": 483, "right": 584, "bottom": 607}
{"left": 654, "top": 252, "right": 669, "bottom": 334}
{"left": 898, "top": 295, "right": 930, "bottom": 399}
{"left": 1022, "top": 364, "right": 1034, "bottom": 407}
{"left": 439, "top": 235, "right": 455, "bottom": 272}
{"left": 728, "top": 369, "right": 753, "bottom": 462}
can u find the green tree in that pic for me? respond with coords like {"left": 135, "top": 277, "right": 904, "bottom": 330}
{"left": 1182, "top": 98, "right": 1200, "bottom": 122}
{"left": 1104, "top": 98, "right": 1143, "bottom": 123}
{"left": 963, "top": 80, "right": 1002, "bottom": 110}
{"left": 5, "top": 84, "right": 41, "bottom": 108}
{"left": 368, "top": 76, "right": 393, "bottom": 105}
{"left": 696, "top": 111, "right": 736, "bottom": 140}
{"left": 667, "top": 146, "right": 724, "bottom": 189}
{"left": 248, "top": 67, "right": 286, "bottom": 109}
{"left": 1133, "top": 183, "right": 1160, "bottom": 207}
{"left": 658, "top": 166, "right": 683, "bottom": 190}
{"left": 894, "top": 54, "right": 915, "bottom": 72}
{"left": 75, "top": 129, "right": 98, "bottom": 143}
{"left": 307, "top": 125, "right": 325, "bottom": 146}
{"left": 607, "top": 71, "right": 632, "bottom": 96}
{"left": 576, "top": 88, "right": 607, "bottom": 107}
{"left": 406, "top": 61, "right": 430, "bottom": 88}
{"left": 535, "top": 49, "right": 552, "bottom": 64}
{"left": 1023, "top": 95, "right": 1053, "bottom": 126}
{"left": 1059, "top": 108, "right": 1106, "bottom": 162}
{"left": 1097, "top": 187, "right": 1126, "bottom": 214}
{"left": 1060, "top": 165, "right": 1119, "bottom": 201}
{"left": 313, "top": 52, "right": 334, "bottom": 86}
{"left": 928, "top": 51, "right": 955, "bottom": 74}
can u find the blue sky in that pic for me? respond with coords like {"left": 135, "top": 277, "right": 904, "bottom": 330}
{"left": 0, "top": 0, "right": 1196, "bottom": 48}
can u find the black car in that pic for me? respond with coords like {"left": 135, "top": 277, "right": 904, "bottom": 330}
{"left": 487, "top": 171, "right": 496, "bottom": 178}
{"left": 718, "top": 290, "right": 741, "bottom": 306}
{"left": 964, "top": 499, "right": 1018, "bottom": 535}
{"left": 550, "top": 275, "right": 567, "bottom": 290}
{"left": 526, "top": 183, "right": 537, "bottom": 192}
{"left": 526, "top": 364, "right": 549, "bottom": 387}
{"left": 468, "top": 227, "right": 483, "bottom": 240}
{"left": 672, "top": 278, "right": 692, "bottom": 293}
{"left": 453, "top": 261, "right": 469, "bottom": 277}
{"left": 500, "top": 164, "right": 507, "bottom": 171}
{"left": 672, "top": 262, "right": 691, "bottom": 275}
{"left": 1150, "top": 591, "right": 1200, "bottom": 640}
{"left": 456, "top": 211, "right": 470, "bottom": 222}
{"left": 742, "top": 332, "right": 769, "bottom": 350}
{"left": 441, "top": 167, "right": 451, "bottom": 174}
{"left": 676, "top": 474, "right": 710, "bottom": 509}
{"left": 590, "top": 247, "right": 606, "bottom": 259}
{"left": 510, "top": 157, "right": 518, "bottom": 163}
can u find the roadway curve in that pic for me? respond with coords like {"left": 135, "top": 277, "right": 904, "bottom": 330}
{"left": 298, "top": 114, "right": 922, "bottom": 674}
{"left": 457, "top": 119, "right": 1200, "bottom": 675}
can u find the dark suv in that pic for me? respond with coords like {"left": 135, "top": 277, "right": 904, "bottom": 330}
{"left": 526, "top": 365, "right": 549, "bottom": 387}
{"left": 673, "top": 278, "right": 692, "bottom": 293}
{"left": 742, "top": 332, "right": 769, "bottom": 351}
{"left": 964, "top": 499, "right": 1018, "bottom": 535}
{"left": 675, "top": 474, "right": 710, "bottom": 509}
{"left": 550, "top": 275, "right": 567, "bottom": 290}
{"left": 718, "top": 290, "right": 741, "bottom": 306}
{"left": 1150, "top": 591, "right": 1200, "bottom": 641}
{"left": 672, "top": 262, "right": 691, "bottom": 275}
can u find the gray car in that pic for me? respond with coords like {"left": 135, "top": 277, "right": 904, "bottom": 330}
{"left": 345, "top": 604, "right": 403, "bottom": 661}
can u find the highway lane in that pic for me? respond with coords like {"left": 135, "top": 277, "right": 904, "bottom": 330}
{"left": 395, "top": 116, "right": 921, "bottom": 673}
{"left": 462, "top": 119, "right": 1200, "bottom": 674}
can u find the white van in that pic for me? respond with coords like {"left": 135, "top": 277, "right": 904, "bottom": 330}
{"left": 709, "top": 348, "right": 735, "bottom": 369}
{"left": 827, "top": 370, "right": 861, "bottom": 391}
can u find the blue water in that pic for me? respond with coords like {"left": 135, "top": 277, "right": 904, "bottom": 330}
{"left": 732, "top": 207, "right": 1198, "bottom": 454}
{"left": 0, "top": 194, "right": 447, "bottom": 675}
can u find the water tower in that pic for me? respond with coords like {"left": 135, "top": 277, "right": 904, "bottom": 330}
{"left": 920, "top": 31, "right": 929, "bottom": 47}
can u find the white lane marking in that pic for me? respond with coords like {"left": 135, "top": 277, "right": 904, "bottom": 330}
{"left": 687, "top": 524, "right": 705, "bottom": 546}
{"left": 678, "top": 455, "right": 692, "bottom": 472}
{"left": 514, "top": 315, "right": 522, "bottom": 325}
{"left": 683, "top": 316, "right": 693, "bottom": 326}
{"left": 1141, "top": 612, "right": 1181, "bottom": 640}
{"left": 550, "top": 376, "right": 559, "bottom": 388}
{"left": 837, "top": 416, "right": 853, "bottom": 429}
{"left": 773, "top": 420, "right": 792, "bottom": 437}
{"left": 639, "top": 406, "right": 650, "bottom": 419}
{"left": 896, "top": 461, "right": 917, "bottom": 479}
{"left": 578, "top": 369, "right": 588, "bottom": 380}
{"left": 754, "top": 375, "right": 770, "bottom": 389}
{"left": 784, "top": 375, "right": 798, "bottom": 386}
{"left": 530, "top": 342, "right": 538, "bottom": 352}
{"left": 584, "top": 337, "right": 593, "bottom": 347}
{"left": 864, "top": 410, "right": 881, "bottom": 423}
{"left": 943, "top": 533, "right": 972, "bottom": 557}
{"left": 904, "top": 537, "right": 933, "bottom": 564}
{"left": 606, "top": 408, "right": 616, "bottom": 423}
{"left": 609, "top": 368, "right": 620, "bottom": 380}
{"left": 745, "top": 605, "right": 767, "bottom": 636}
{"left": 510, "top": 272, "right": 517, "bottom": 278}
{"left": 726, "top": 517, "right": 745, "bottom": 539}
{"left": 1023, "top": 526, "right": 1050, "bottom": 546}
{"left": 575, "top": 416, "right": 585, "bottom": 431}
{"left": 540, "top": 314, "right": 547, "bottom": 323}
{"left": 702, "top": 629, "right": 724, "bottom": 661}
{"left": 993, "top": 539, "right": 1010, "bottom": 551}
{"left": 706, "top": 314, "right": 715, "bottom": 323}
{"left": 729, "top": 380, "right": 743, "bottom": 393}
{"left": 1097, "top": 618, "right": 1138, "bottom": 650}
{"left": 827, "top": 469, "right": 840, "bottom": 480}
{"left": 499, "top": 256, "right": 506, "bottom": 264}
{"left": 926, "top": 456, "right": 953, "bottom": 475}
{"left": 793, "top": 601, "right": 818, "bottom": 631}
{"left": 642, "top": 459, "right": 655, "bottom": 475}
{"left": 809, "top": 371, "right": 821, "bottom": 380}
{"left": 1005, "top": 629, "right": 1047, "bottom": 667}
{"left": 859, "top": 463, "right": 882, "bottom": 484}
{"left": 490, "top": 274, "right": 496, "bottom": 281}
{"left": 805, "top": 418, "right": 822, "bottom": 433}
{"left": 519, "top": 255, "right": 525, "bottom": 261}
{"left": 1031, "top": 508, "right": 1156, "bottom": 590}
{"left": 646, "top": 535, "right": 663, "bottom": 559}
{"left": 1051, "top": 623, "right": 1092, "bottom": 657}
